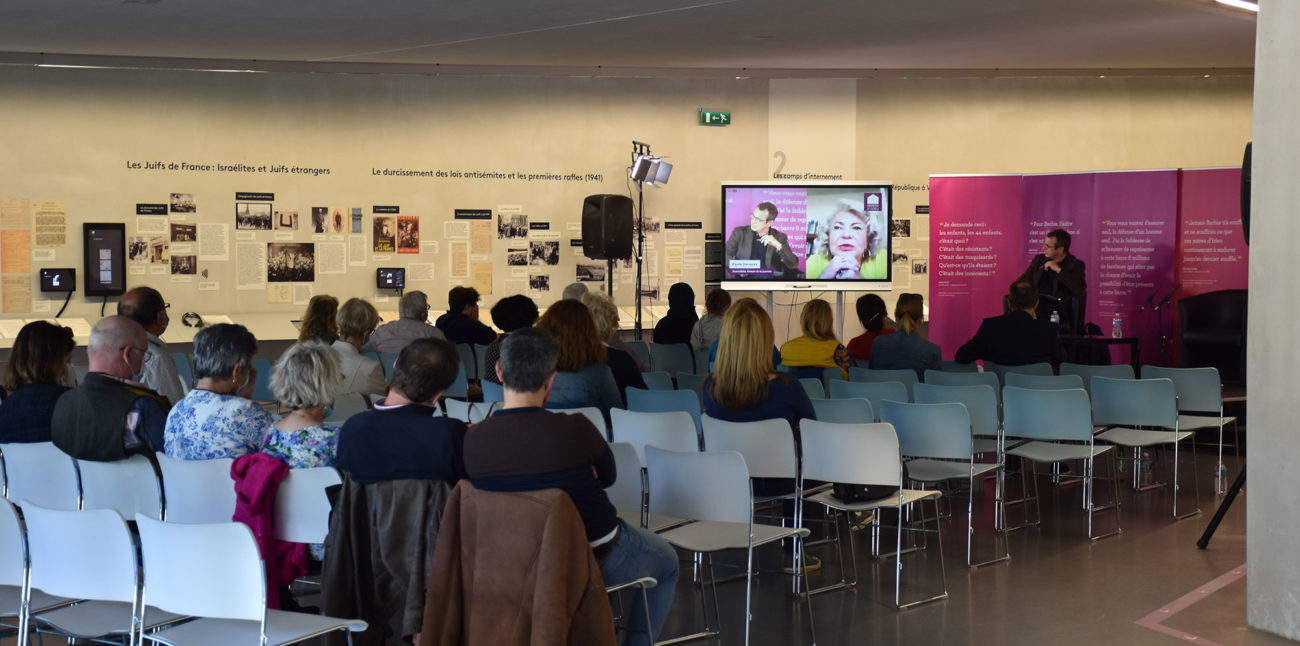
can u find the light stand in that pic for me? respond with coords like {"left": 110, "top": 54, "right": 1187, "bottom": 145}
{"left": 630, "top": 141, "right": 651, "bottom": 339}
{"left": 1153, "top": 283, "right": 1181, "bottom": 366}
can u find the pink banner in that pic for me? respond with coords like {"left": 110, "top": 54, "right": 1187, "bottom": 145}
{"left": 1172, "top": 167, "right": 1247, "bottom": 363}
{"left": 929, "top": 176, "right": 1023, "bottom": 358}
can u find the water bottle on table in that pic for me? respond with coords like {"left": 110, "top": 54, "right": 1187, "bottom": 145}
{"left": 1111, "top": 314, "right": 1124, "bottom": 339}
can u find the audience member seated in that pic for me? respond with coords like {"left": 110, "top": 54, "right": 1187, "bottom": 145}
{"left": 164, "top": 323, "right": 273, "bottom": 460}
{"left": 581, "top": 291, "right": 646, "bottom": 403}
{"left": 587, "top": 292, "right": 647, "bottom": 373}
{"left": 956, "top": 281, "right": 1065, "bottom": 366}
{"left": 870, "top": 293, "right": 941, "bottom": 376}
{"left": 52, "top": 316, "right": 169, "bottom": 461}
{"left": 562, "top": 282, "right": 589, "bottom": 301}
{"left": 534, "top": 300, "right": 621, "bottom": 412}
{"left": 652, "top": 282, "right": 697, "bottom": 345}
{"left": 298, "top": 294, "right": 340, "bottom": 345}
{"left": 335, "top": 338, "right": 468, "bottom": 485}
{"left": 118, "top": 285, "right": 184, "bottom": 405}
{"left": 0, "top": 321, "right": 75, "bottom": 443}
{"left": 846, "top": 293, "right": 895, "bottom": 362}
{"left": 690, "top": 287, "right": 731, "bottom": 353}
{"left": 331, "top": 297, "right": 388, "bottom": 401}
{"left": 434, "top": 285, "right": 497, "bottom": 346}
{"left": 465, "top": 328, "right": 679, "bottom": 646}
{"left": 363, "top": 290, "right": 446, "bottom": 355}
{"left": 779, "top": 298, "right": 850, "bottom": 379}
{"left": 263, "top": 340, "right": 342, "bottom": 469}
{"left": 482, "top": 294, "right": 540, "bottom": 386}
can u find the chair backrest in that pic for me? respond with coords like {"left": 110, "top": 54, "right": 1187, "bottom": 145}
{"left": 0, "top": 499, "right": 26, "bottom": 588}
{"left": 675, "top": 372, "right": 706, "bottom": 403}
{"left": 939, "top": 360, "right": 980, "bottom": 373}
{"left": 645, "top": 447, "right": 750, "bottom": 524}
{"left": 155, "top": 454, "right": 236, "bottom": 524}
{"left": 472, "top": 344, "right": 490, "bottom": 381}
{"left": 798, "top": 378, "right": 826, "bottom": 400}
{"left": 325, "top": 392, "right": 370, "bottom": 422}
{"left": 1004, "top": 373, "right": 1085, "bottom": 391}
{"left": 445, "top": 363, "right": 469, "bottom": 399}
{"left": 1059, "top": 362, "right": 1135, "bottom": 393}
{"left": 809, "top": 397, "right": 874, "bottom": 425}
{"left": 604, "top": 442, "right": 643, "bottom": 514}
{"left": 693, "top": 349, "right": 711, "bottom": 376}
{"left": 480, "top": 379, "right": 505, "bottom": 404}
{"left": 1141, "top": 365, "right": 1223, "bottom": 414}
{"left": 136, "top": 514, "right": 267, "bottom": 622}
{"left": 878, "top": 400, "right": 973, "bottom": 460}
{"left": 564, "top": 407, "right": 608, "bottom": 440}
{"left": 1, "top": 442, "right": 80, "bottom": 510}
{"left": 1090, "top": 377, "right": 1178, "bottom": 428}
{"left": 641, "top": 371, "right": 674, "bottom": 391}
{"left": 77, "top": 454, "right": 164, "bottom": 520}
{"left": 799, "top": 420, "right": 902, "bottom": 489}
{"left": 827, "top": 379, "right": 909, "bottom": 420}
{"left": 700, "top": 416, "right": 797, "bottom": 480}
{"left": 849, "top": 367, "right": 918, "bottom": 400}
{"left": 625, "top": 387, "right": 702, "bottom": 435}
{"left": 443, "top": 398, "right": 475, "bottom": 423}
{"left": 379, "top": 352, "right": 399, "bottom": 379}
{"left": 171, "top": 353, "right": 193, "bottom": 393}
{"left": 650, "top": 343, "right": 695, "bottom": 377}
{"left": 986, "top": 361, "right": 1054, "bottom": 380}
{"left": 251, "top": 358, "right": 275, "bottom": 402}
{"left": 360, "top": 350, "right": 381, "bottom": 365}
{"left": 455, "top": 343, "right": 478, "bottom": 381}
{"left": 274, "top": 466, "right": 342, "bottom": 544}
{"left": 822, "top": 366, "right": 846, "bottom": 389}
{"left": 1001, "top": 386, "right": 1093, "bottom": 442}
{"left": 609, "top": 409, "right": 700, "bottom": 463}
{"left": 624, "top": 341, "right": 652, "bottom": 371}
{"left": 22, "top": 503, "right": 136, "bottom": 603}
{"left": 913, "top": 383, "right": 1000, "bottom": 437}
{"left": 923, "top": 369, "right": 1002, "bottom": 400}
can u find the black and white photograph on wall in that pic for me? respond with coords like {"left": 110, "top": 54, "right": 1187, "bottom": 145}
{"left": 311, "top": 207, "right": 328, "bottom": 234}
{"left": 892, "top": 218, "right": 912, "bottom": 238}
{"left": 397, "top": 216, "right": 420, "bottom": 254}
{"left": 235, "top": 202, "right": 272, "bottom": 230}
{"left": 276, "top": 210, "right": 298, "bottom": 231}
{"left": 330, "top": 207, "right": 347, "bottom": 234}
{"left": 373, "top": 216, "right": 395, "bottom": 253}
{"left": 640, "top": 281, "right": 660, "bottom": 301}
{"left": 498, "top": 214, "right": 528, "bottom": 239}
{"left": 170, "top": 193, "right": 196, "bottom": 214}
{"left": 529, "top": 241, "right": 560, "bottom": 266}
{"left": 636, "top": 218, "right": 661, "bottom": 236}
{"left": 576, "top": 262, "right": 606, "bottom": 282}
{"left": 267, "top": 242, "right": 316, "bottom": 282}
{"left": 912, "top": 258, "right": 929, "bottom": 276}
{"left": 129, "top": 236, "right": 149, "bottom": 263}
{"left": 507, "top": 248, "right": 528, "bottom": 266}
{"left": 891, "top": 251, "right": 910, "bottom": 265}
{"left": 170, "top": 223, "right": 196, "bottom": 242}
{"left": 351, "top": 208, "right": 362, "bottom": 233}
{"left": 529, "top": 274, "right": 551, "bottom": 292}
{"left": 171, "top": 255, "right": 197, "bottom": 275}
{"left": 147, "top": 236, "right": 169, "bottom": 264}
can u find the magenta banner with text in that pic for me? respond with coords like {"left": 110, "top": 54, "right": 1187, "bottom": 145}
{"left": 929, "top": 175, "right": 1023, "bottom": 357}
{"left": 1173, "top": 167, "right": 1247, "bottom": 363}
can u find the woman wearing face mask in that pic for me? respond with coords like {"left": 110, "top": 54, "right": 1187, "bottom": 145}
{"left": 164, "top": 323, "right": 274, "bottom": 460}
{"left": 806, "top": 206, "right": 887, "bottom": 280}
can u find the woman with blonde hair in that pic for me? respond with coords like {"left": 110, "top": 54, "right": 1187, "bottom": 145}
{"left": 331, "top": 297, "right": 387, "bottom": 400}
{"left": 263, "top": 340, "right": 343, "bottom": 468}
{"left": 779, "top": 298, "right": 851, "bottom": 380}
{"left": 297, "top": 294, "right": 340, "bottom": 345}
{"left": 535, "top": 299, "right": 621, "bottom": 412}
{"left": 870, "top": 293, "right": 940, "bottom": 375}
{"left": 705, "top": 298, "right": 815, "bottom": 428}
{"left": 806, "top": 205, "right": 887, "bottom": 280}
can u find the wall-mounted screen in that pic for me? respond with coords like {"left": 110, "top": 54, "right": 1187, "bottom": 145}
{"left": 83, "top": 223, "right": 126, "bottom": 297}
{"left": 376, "top": 267, "right": 405, "bottom": 290}
{"left": 720, "top": 181, "right": 893, "bottom": 291}
{"left": 40, "top": 268, "right": 76, "bottom": 293}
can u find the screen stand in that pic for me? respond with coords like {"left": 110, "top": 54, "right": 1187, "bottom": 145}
{"left": 836, "top": 292, "right": 845, "bottom": 341}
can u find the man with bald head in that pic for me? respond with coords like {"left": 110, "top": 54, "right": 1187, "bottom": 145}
{"left": 118, "top": 285, "right": 184, "bottom": 405}
{"left": 51, "top": 316, "right": 170, "bottom": 461}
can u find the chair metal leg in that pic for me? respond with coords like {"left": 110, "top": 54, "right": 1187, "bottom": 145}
{"left": 1173, "top": 434, "right": 1202, "bottom": 520}
{"left": 896, "top": 495, "right": 949, "bottom": 609}
{"left": 1087, "top": 454, "right": 1122, "bottom": 541}
{"left": 807, "top": 508, "right": 859, "bottom": 597}
{"left": 969, "top": 470, "right": 1011, "bottom": 568}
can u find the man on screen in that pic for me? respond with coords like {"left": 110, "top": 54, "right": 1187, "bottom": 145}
{"left": 1017, "top": 228, "right": 1086, "bottom": 331}
{"left": 725, "top": 202, "right": 800, "bottom": 278}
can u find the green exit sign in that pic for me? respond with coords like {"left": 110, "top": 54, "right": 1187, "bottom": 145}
{"left": 699, "top": 110, "right": 732, "bottom": 126}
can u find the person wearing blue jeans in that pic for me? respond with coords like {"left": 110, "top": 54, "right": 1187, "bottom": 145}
{"left": 463, "top": 328, "right": 679, "bottom": 645}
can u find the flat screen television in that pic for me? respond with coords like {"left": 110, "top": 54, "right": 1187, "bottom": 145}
{"left": 376, "top": 267, "right": 405, "bottom": 290}
{"left": 40, "top": 268, "right": 76, "bottom": 293}
{"left": 83, "top": 223, "right": 126, "bottom": 297}
{"left": 720, "top": 181, "right": 893, "bottom": 291}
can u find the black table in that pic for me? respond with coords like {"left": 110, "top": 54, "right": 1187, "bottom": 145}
{"left": 1058, "top": 335, "right": 1142, "bottom": 377}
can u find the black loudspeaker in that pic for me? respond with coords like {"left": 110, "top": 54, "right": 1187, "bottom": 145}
{"left": 1241, "top": 141, "right": 1251, "bottom": 246}
{"left": 582, "top": 195, "right": 634, "bottom": 260}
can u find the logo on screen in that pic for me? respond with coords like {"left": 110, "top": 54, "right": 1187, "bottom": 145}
{"left": 865, "top": 194, "right": 883, "bottom": 212}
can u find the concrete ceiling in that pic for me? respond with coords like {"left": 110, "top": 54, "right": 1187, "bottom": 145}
{"left": 0, "top": 0, "right": 1256, "bottom": 74}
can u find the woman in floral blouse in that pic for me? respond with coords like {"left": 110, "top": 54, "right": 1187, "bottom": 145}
{"left": 164, "top": 324, "right": 273, "bottom": 460}
{"left": 263, "top": 340, "right": 342, "bottom": 468}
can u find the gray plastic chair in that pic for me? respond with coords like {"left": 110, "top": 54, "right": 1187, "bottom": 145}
{"left": 155, "top": 454, "right": 236, "bottom": 524}
{"left": 1, "top": 442, "right": 79, "bottom": 510}
{"left": 1092, "top": 377, "right": 1199, "bottom": 520}
{"left": 76, "top": 454, "right": 165, "bottom": 521}
{"left": 609, "top": 409, "right": 700, "bottom": 463}
{"left": 1141, "top": 365, "right": 1238, "bottom": 493}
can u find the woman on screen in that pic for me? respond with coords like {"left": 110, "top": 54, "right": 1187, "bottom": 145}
{"left": 806, "top": 205, "right": 887, "bottom": 280}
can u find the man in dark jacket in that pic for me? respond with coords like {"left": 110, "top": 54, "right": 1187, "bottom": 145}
{"left": 956, "top": 281, "right": 1065, "bottom": 366}
{"left": 1017, "top": 228, "right": 1086, "bottom": 331}
{"left": 725, "top": 201, "right": 800, "bottom": 278}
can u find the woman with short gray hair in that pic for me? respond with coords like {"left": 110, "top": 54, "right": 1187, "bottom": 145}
{"left": 263, "top": 340, "right": 343, "bottom": 469}
{"left": 164, "top": 323, "right": 273, "bottom": 460}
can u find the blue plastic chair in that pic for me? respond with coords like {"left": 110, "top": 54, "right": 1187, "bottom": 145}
{"left": 379, "top": 353, "right": 398, "bottom": 379}
{"left": 923, "top": 369, "right": 1002, "bottom": 401}
{"left": 675, "top": 372, "right": 706, "bottom": 403}
{"left": 480, "top": 379, "right": 504, "bottom": 404}
{"left": 445, "top": 363, "right": 469, "bottom": 399}
{"left": 809, "top": 397, "right": 874, "bottom": 424}
{"left": 826, "top": 380, "right": 908, "bottom": 421}
{"left": 360, "top": 350, "right": 381, "bottom": 365}
{"left": 171, "top": 353, "right": 193, "bottom": 393}
{"left": 849, "top": 367, "right": 919, "bottom": 400}
{"left": 939, "top": 360, "right": 980, "bottom": 373}
{"left": 985, "top": 361, "right": 1053, "bottom": 382}
{"left": 798, "top": 378, "right": 826, "bottom": 400}
{"left": 651, "top": 343, "right": 696, "bottom": 377}
{"left": 625, "top": 387, "right": 702, "bottom": 442}
{"left": 914, "top": 382, "right": 1002, "bottom": 454}
{"left": 641, "top": 371, "right": 674, "bottom": 391}
{"left": 624, "top": 341, "right": 652, "bottom": 371}
{"left": 1059, "top": 362, "right": 1135, "bottom": 393}
{"left": 1003, "top": 373, "right": 1084, "bottom": 391}
{"left": 251, "top": 358, "right": 275, "bottom": 402}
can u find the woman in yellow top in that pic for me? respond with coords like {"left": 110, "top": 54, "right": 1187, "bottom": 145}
{"left": 779, "top": 299, "right": 851, "bottom": 380}
{"left": 806, "top": 205, "right": 888, "bottom": 280}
